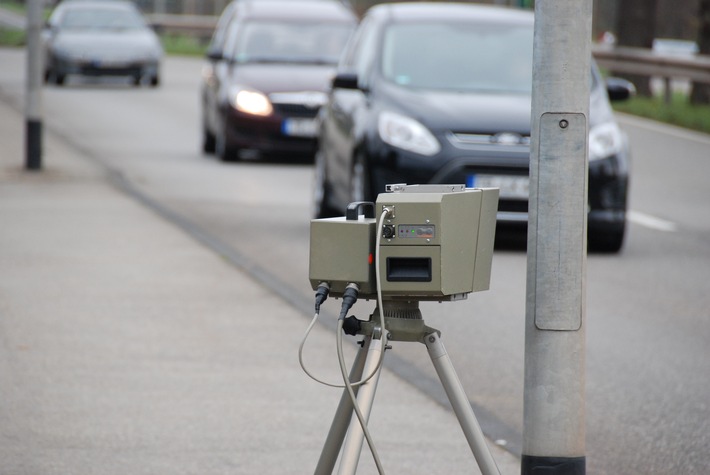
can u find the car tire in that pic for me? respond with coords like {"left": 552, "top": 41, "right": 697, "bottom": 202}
{"left": 588, "top": 226, "right": 625, "bottom": 253}
{"left": 202, "top": 125, "right": 216, "bottom": 154}
{"left": 54, "top": 72, "right": 66, "bottom": 86}
{"left": 132, "top": 75, "right": 142, "bottom": 87}
{"left": 150, "top": 75, "right": 160, "bottom": 87}
{"left": 312, "top": 149, "right": 339, "bottom": 218}
{"left": 215, "top": 130, "right": 239, "bottom": 162}
{"left": 349, "top": 152, "right": 371, "bottom": 204}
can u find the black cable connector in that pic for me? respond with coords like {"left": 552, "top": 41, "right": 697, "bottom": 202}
{"left": 314, "top": 282, "right": 330, "bottom": 314}
{"left": 342, "top": 316, "right": 362, "bottom": 336}
{"left": 338, "top": 283, "right": 360, "bottom": 321}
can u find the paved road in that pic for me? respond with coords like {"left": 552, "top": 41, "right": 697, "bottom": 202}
{"left": 1, "top": 50, "right": 708, "bottom": 474}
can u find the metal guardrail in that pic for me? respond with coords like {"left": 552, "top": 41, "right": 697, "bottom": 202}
{"left": 0, "top": 7, "right": 26, "bottom": 29}
{"left": 592, "top": 44, "right": 710, "bottom": 103}
{"left": 146, "top": 14, "right": 710, "bottom": 98}
{"left": 146, "top": 13, "right": 218, "bottom": 41}
{"left": 3, "top": 7, "right": 709, "bottom": 102}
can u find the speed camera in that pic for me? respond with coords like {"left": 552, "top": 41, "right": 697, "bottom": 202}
{"left": 309, "top": 184, "right": 499, "bottom": 301}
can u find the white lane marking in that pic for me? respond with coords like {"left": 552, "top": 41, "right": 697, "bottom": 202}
{"left": 628, "top": 210, "right": 678, "bottom": 232}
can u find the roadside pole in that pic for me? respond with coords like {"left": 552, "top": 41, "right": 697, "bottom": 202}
{"left": 522, "top": 1, "right": 591, "bottom": 474}
{"left": 25, "top": 0, "right": 43, "bottom": 170}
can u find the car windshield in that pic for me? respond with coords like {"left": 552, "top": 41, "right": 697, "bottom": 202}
{"left": 381, "top": 22, "right": 533, "bottom": 93}
{"left": 59, "top": 8, "right": 145, "bottom": 30}
{"left": 233, "top": 21, "right": 353, "bottom": 64}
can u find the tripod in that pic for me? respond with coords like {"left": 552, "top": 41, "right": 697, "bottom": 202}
{"left": 315, "top": 301, "right": 500, "bottom": 475}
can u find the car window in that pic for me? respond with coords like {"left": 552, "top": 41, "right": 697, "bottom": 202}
{"left": 381, "top": 22, "right": 533, "bottom": 93}
{"left": 229, "top": 20, "right": 353, "bottom": 64}
{"left": 221, "top": 17, "right": 242, "bottom": 59}
{"left": 58, "top": 7, "right": 145, "bottom": 30}
{"left": 207, "top": 1, "right": 238, "bottom": 55}
{"left": 350, "top": 18, "right": 379, "bottom": 87}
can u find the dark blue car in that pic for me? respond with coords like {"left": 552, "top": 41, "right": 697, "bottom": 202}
{"left": 313, "top": 2, "right": 634, "bottom": 252}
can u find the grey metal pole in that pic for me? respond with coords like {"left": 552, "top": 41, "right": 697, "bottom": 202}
{"left": 523, "top": 1, "right": 591, "bottom": 474}
{"left": 25, "top": 0, "right": 43, "bottom": 171}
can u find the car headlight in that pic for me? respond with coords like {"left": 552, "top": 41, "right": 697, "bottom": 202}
{"left": 589, "top": 121, "right": 624, "bottom": 161}
{"left": 378, "top": 111, "right": 441, "bottom": 156}
{"left": 228, "top": 86, "right": 273, "bottom": 116}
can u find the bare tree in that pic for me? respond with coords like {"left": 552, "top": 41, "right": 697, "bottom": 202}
{"left": 691, "top": 0, "right": 710, "bottom": 105}
{"left": 615, "top": 0, "right": 658, "bottom": 96}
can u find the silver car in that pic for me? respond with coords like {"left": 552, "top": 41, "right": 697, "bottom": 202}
{"left": 43, "top": 0, "right": 163, "bottom": 86}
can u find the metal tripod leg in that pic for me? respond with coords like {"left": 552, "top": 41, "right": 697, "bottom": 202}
{"left": 424, "top": 331, "right": 501, "bottom": 475}
{"left": 337, "top": 335, "right": 384, "bottom": 475}
{"left": 315, "top": 308, "right": 499, "bottom": 475}
{"left": 315, "top": 337, "right": 370, "bottom": 475}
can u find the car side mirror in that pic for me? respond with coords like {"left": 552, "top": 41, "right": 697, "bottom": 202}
{"left": 206, "top": 49, "right": 225, "bottom": 62}
{"left": 605, "top": 77, "right": 636, "bottom": 102}
{"left": 332, "top": 72, "right": 360, "bottom": 90}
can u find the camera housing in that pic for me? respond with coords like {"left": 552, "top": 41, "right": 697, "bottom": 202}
{"left": 309, "top": 184, "right": 499, "bottom": 301}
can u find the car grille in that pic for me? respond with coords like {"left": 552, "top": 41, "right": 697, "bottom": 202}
{"left": 272, "top": 103, "right": 320, "bottom": 118}
{"left": 449, "top": 132, "right": 531, "bottom": 148}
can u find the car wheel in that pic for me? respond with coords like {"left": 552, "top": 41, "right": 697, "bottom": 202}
{"left": 202, "top": 124, "right": 216, "bottom": 154}
{"left": 588, "top": 225, "right": 625, "bottom": 253}
{"left": 312, "top": 149, "right": 339, "bottom": 218}
{"left": 54, "top": 72, "right": 66, "bottom": 86}
{"left": 215, "top": 130, "right": 239, "bottom": 162}
{"left": 132, "top": 75, "right": 142, "bottom": 87}
{"left": 349, "top": 152, "right": 371, "bottom": 204}
{"left": 150, "top": 75, "right": 160, "bottom": 87}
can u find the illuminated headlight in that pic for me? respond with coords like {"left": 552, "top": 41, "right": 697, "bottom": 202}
{"left": 228, "top": 86, "right": 273, "bottom": 116}
{"left": 589, "top": 121, "right": 624, "bottom": 161}
{"left": 378, "top": 111, "right": 441, "bottom": 156}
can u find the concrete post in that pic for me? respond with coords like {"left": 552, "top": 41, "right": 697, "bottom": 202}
{"left": 522, "top": 1, "right": 591, "bottom": 474}
{"left": 25, "top": 0, "right": 43, "bottom": 171}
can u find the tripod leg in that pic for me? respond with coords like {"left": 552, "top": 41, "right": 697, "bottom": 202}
{"left": 315, "top": 338, "right": 371, "bottom": 475}
{"left": 424, "top": 331, "right": 501, "bottom": 475}
{"left": 338, "top": 335, "right": 384, "bottom": 475}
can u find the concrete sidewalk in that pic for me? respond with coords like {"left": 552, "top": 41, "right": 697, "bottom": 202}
{"left": 0, "top": 97, "right": 520, "bottom": 473}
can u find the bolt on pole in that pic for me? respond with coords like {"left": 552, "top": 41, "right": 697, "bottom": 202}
{"left": 522, "top": 1, "right": 591, "bottom": 474}
{"left": 25, "top": 0, "right": 43, "bottom": 171}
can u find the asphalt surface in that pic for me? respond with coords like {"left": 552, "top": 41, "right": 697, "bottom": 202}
{"left": 0, "top": 80, "right": 520, "bottom": 473}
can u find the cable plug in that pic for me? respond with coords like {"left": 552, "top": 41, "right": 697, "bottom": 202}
{"left": 314, "top": 282, "right": 330, "bottom": 314}
{"left": 338, "top": 283, "right": 360, "bottom": 321}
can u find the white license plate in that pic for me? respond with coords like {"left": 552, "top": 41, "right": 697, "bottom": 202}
{"left": 467, "top": 174, "right": 529, "bottom": 199}
{"left": 282, "top": 118, "right": 318, "bottom": 138}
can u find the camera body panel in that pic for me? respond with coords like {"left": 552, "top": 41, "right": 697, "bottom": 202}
{"left": 309, "top": 184, "right": 499, "bottom": 301}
